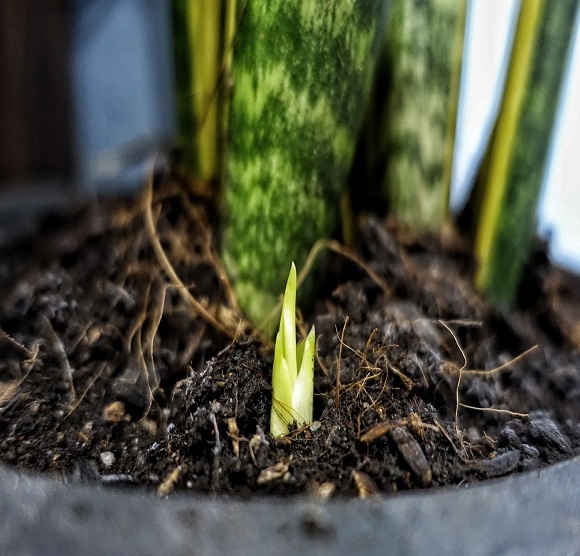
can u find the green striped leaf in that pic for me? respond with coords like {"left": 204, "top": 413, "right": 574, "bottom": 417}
{"left": 172, "top": 0, "right": 230, "bottom": 189}
{"left": 474, "top": 0, "right": 579, "bottom": 307}
{"left": 222, "top": 0, "right": 388, "bottom": 327}
{"left": 382, "top": 0, "right": 467, "bottom": 233}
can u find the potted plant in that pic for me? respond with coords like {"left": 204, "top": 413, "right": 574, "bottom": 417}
{"left": 1, "top": 1, "right": 580, "bottom": 554}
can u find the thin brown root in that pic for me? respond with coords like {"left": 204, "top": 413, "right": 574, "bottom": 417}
{"left": 215, "top": 320, "right": 245, "bottom": 360}
{"left": 177, "top": 325, "right": 206, "bottom": 369}
{"left": 388, "top": 363, "right": 414, "bottom": 391}
{"left": 120, "top": 278, "right": 157, "bottom": 415}
{"left": 460, "top": 345, "right": 539, "bottom": 376}
{"left": 315, "top": 335, "right": 330, "bottom": 377}
{"left": 438, "top": 320, "right": 467, "bottom": 436}
{"left": 458, "top": 404, "right": 529, "bottom": 419}
{"left": 134, "top": 323, "right": 155, "bottom": 416}
{"left": 358, "top": 374, "right": 389, "bottom": 426}
{"left": 143, "top": 166, "right": 239, "bottom": 339}
{"left": 0, "top": 328, "right": 35, "bottom": 360}
{"left": 335, "top": 317, "right": 349, "bottom": 409}
{"left": 179, "top": 192, "right": 240, "bottom": 313}
{"left": 433, "top": 419, "right": 469, "bottom": 462}
{"left": 362, "top": 328, "right": 378, "bottom": 360}
{"left": 51, "top": 363, "right": 106, "bottom": 433}
{"left": 40, "top": 316, "right": 76, "bottom": 402}
{"left": 142, "top": 282, "right": 169, "bottom": 396}
{"left": 258, "top": 236, "right": 393, "bottom": 336}
{"left": 298, "top": 238, "right": 392, "bottom": 296}
{"left": 439, "top": 320, "right": 535, "bottom": 432}
{"left": 125, "top": 280, "right": 153, "bottom": 354}
{"left": 334, "top": 330, "right": 372, "bottom": 368}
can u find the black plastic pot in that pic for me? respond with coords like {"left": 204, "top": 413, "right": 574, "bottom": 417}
{"left": 1, "top": 457, "right": 579, "bottom": 556}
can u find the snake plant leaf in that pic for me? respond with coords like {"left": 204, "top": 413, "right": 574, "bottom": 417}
{"left": 473, "top": 0, "right": 579, "bottom": 307}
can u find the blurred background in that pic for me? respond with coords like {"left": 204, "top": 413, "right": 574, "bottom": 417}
{"left": 0, "top": 0, "right": 578, "bottom": 272}
{"left": 0, "top": 0, "right": 175, "bottom": 243}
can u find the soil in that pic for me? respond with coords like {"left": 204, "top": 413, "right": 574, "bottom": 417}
{"left": 1, "top": 172, "right": 580, "bottom": 498}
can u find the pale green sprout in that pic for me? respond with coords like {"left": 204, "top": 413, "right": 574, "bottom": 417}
{"left": 270, "top": 263, "right": 315, "bottom": 437}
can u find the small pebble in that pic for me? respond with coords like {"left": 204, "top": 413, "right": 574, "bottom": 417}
{"left": 389, "top": 426, "right": 432, "bottom": 486}
{"left": 257, "top": 462, "right": 290, "bottom": 485}
{"left": 529, "top": 415, "right": 572, "bottom": 454}
{"left": 474, "top": 450, "right": 520, "bottom": 477}
{"left": 311, "top": 481, "right": 336, "bottom": 499}
{"left": 352, "top": 470, "right": 379, "bottom": 498}
{"left": 310, "top": 421, "right": 321, "bottom": 432}
{"left": 99, "top": 451, "right": 116, "bottom": 468}
{"left": 500, "top": 426, "right": 522, "bottom": 449}
{"left": 522, "top": 444, "right": 540, "bottom": 459}
{"left": 103, "top": 401, "right": 125, "bottom": 423}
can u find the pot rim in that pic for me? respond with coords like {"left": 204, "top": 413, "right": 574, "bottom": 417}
{"left": 1, "top": 456, "right": 579, "bottom": 556}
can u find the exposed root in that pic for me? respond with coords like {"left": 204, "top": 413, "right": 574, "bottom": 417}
{"left": 433, "top": 419, "right": 469, "bottom": 462}
{"left": 438, "top": 319, "right": 535, "bottom": 434}
{"left": 438, "top": 320, "right": 466, "bottom": 435}
{"left": 176, "top": 325, "right": 207, "bottom": 370}
{"left": 143, "top": 167, "right": 245, "bottom": 339}
{"left": 40, "top": 315, "right": 76, "bottom": 403}
{"left": 298, "top": 238, "right": 392, "bottom": 297}
{"left": 314, "top": 335, "right": 330, "bottom": 377}
{"left": 179, "top": 192, "right": 240, "bottom": 313}
{"left": 383, "top": 361, "right": 413, "bottom": 391}
{"left": 133, "top": 320, "right": 156, "bottom": 416}
{"left": 335, "top": 317, "right": 349, "bottom": 409}
{"left": 459, "top": 345, "right": 539, "bottom": 377}
{"left": 259, "top": 236, "right": 393, "bottom": 335}
{"left": 458, "top": 404, "right": 529, "bottom": 419}
{"left": 125, "top": 279, "right": 153, "bottom": 356}
{"left": 0, "top": 334, "right": 39, "bottom": 413}
{"left": 51, "top": 362, "right": 106, "bottom": 433}
{"left": 142, "top": 282, "right": 168, "bottom": 398}
{"left": 0, "top": 328, "right": 36, "bottom": 361}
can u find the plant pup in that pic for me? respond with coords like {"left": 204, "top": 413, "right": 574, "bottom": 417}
{"left": 270, "top": 263, "right": 315, "bottom": 437}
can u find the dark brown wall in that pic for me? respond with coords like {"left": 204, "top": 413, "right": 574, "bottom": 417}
{"left": 0, "top": 0, "right": 71, "bottom": 181}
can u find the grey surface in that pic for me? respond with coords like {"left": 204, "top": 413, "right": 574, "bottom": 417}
{"left": 1, "top": 458, "right": 580, "bottom": 556}
{"left": 70, "top": 0, "right": 176, "bottom": 193}
{"left": 0, "top": 178, "right": 84, "bottom": 248}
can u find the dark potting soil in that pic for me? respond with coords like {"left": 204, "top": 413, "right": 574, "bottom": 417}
{"left": 1, "top": 175, "right": 580, "bottom": 498}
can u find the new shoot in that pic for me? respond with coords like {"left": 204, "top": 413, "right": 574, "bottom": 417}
{"left": 270, "top": 263, "right": 315, "bottom": 437}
